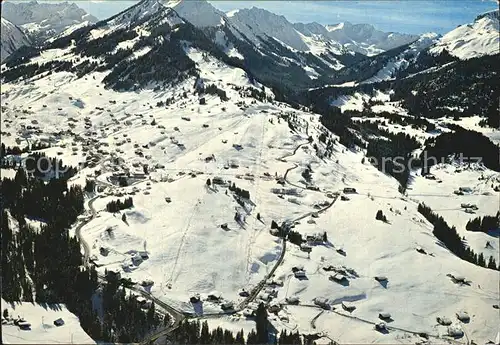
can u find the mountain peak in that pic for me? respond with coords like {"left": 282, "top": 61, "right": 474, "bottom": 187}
{"left": 163, "top": 0, "right": 224, "bottom": 27}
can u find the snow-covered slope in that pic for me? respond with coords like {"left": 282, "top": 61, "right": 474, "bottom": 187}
{"left": 429, "top": 10, "right": 500, "bottom": 60}
{"left": 1, "top": 2, "right": 499, "bottom": 343}
{"left": 359, "top": 32, "right": 441, "bottom": 84}
{"left": 1, "top": 0, "right": 97, "bottom": 41}
{"left": 1, "top": 299, "right": 96, "bottom": 344}
{"left": 0, "top": 18, "right": 31, "bottom": 62}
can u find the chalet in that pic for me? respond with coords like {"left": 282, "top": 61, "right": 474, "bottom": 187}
{"left": 141, "top": 279, "right": 154, "bottom": 287}
{"left": 416, "top": 246, "right": 426, "bottom": 254}
{"left": 313, "top": 337, "right": 334, "bottom": 345}
{"left": 447, "top": 325, "right": 464, "bottom": 337}
{"left": 190, "top": 294, "right": 201, "bottom": 303}
{"left": 436, "top": 316, "right": 452, "bottom": 326}
{"left": 286, "top": 296, "right": 300, "bottom": 305}
{"left": 341, "top": 301, "right": 356, "bottom": 312}
{"left": 18, "top": 321, "right": 31, "bottom": 330}
{"left": 221, "top": 301, "right": 234, "bottom": 310}
{"left": 378, "top": 312, "right": 392, "bottom": 321}
{"left": 300, "top": 243, "right": 312, "bottom": 252}
{"left": 239, "top": 289, "right": 250, "bottom": 297}
{"left": 330, "top": 274, "right": 348, "bottom": 284}
{"left": 314, "top": 297, "right": 329, "bottom": 309}
{"left": 106, "top": 269, "right": 121, "bottom": 280}
{"left": 132, "top": 254, "right": 143, "bottom": 265}
{"left": 207, "top": 292, "right": 221, "bottom": 302}
{"left": 456, "top": 312, "right": 470, "bottom": 322}
{"left": 374, "top": 276, "right": 388, "bottom": 283}
{"left": 264, "top": 287, "right": 278, "bottom": 297}
{"left": 258, "top": 292, "right": 272, "bottom": 302}
{"left": 242, "top": 308, "right": 254, "bottom": 317}
{"left": 212, "top": 177, "right": 225, "bottom": 185}
{"left": 306, "top": 233, "right": 324, "bottom": 243}
{"left": 53, "top": 318, "right": 65, "bottom": 327}
{"left": 294, "top": 270, "right": 306, "bottom": 278}
{"left": 343, "top": 187, "right": 357, "bottom": 194}
{"left": 268, "top": 302, "right": 281, "bottom": 313}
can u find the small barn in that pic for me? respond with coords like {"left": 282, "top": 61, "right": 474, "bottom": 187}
{"left": 343, "top": 187, "right": 357, "bottom": 194}
{"left": 314, "top": 297, "right": 329, "bottom": 309}
{"left": 341, "top": 301, "right": 356, "bottom": 312}
{"left": 286, "top": 296, "right": 300, "bottom": 305}
{"left": 53, "top": 318, "right": 65, "bottom": 327}
{"left": 330, "top": 274, "right": 348, "bottom": 284}
{"left": 294, "top": 270, "right": 306, "bottom": 278}
{"left": 436, "top": 316, "right": 452, "bottom": 326}
{"left": 456, "top": 312, "right": 470, "bottom": 322}
{"left": 18, "top": 321, "right": 31, "bottom": 330}
{"left": 378, "top": 312, "right": 392, "bottom": 321}
{"left": 374, "top": 276, "right": 388, "bottom": 283}
{"left": 221, "top": 301, "right": 234, "bottom": 310}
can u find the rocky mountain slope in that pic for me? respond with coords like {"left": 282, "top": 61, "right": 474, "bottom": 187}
{"left": 1, "top": 0, "right": 98, "bottom": 43}
{"left": 0, "top": 18, "right": 31, "bottom": 62}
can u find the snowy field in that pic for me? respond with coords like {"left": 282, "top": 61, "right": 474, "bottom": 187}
{"left": 1, "top": 299, "right": 96, "bottom": 344}
{"left": 1, "top": 40, "right": 499, "bottom": 344}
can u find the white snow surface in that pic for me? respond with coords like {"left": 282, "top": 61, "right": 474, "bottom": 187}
{"left": 1, "top": 5, "right": 499, "bottom": 343}
{"left": 429, "top": 10, "right": 500, "bottom": 60}
{"left": 1, "top": 299, "right": 96, "bottom": 344}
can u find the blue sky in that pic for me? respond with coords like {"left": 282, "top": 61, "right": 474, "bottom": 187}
{"left": 11, "top": 0, "right": 499, "bottom": 34}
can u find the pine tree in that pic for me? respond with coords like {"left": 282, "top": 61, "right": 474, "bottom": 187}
{"left": 256, "top": 303, "right": 269, "bottom": 344}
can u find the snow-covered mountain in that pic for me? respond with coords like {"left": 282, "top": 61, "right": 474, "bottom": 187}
{"left": 0, "top": 18, "right": 31, "bottom": 62}
{"left": 1, "top": 0, "right": 98, "bottom": 42}
{"left": 1, "top": 0, "right": 500, "bottom": 344}
{"left": 429, "top": 10, "right": 499, "bottom": 60}
{"left": 299, "top": 21, "right": 420, "bottom": 56}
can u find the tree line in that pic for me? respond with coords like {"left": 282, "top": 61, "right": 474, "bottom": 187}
{"left": 106, "top": 197, "right": 134, "bottom": 213}
{"left": 417, "top": 203, "right": 498, "bottom": 270}
{"left": 466, "top": 212, "right": 500, "bottom": 233}
{"left": 1, "top": 166, "right": 166, "bottom": 342}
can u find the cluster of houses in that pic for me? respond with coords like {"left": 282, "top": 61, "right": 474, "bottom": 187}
{"left": 2, "top": 314, "right": 65, "bottom": 331}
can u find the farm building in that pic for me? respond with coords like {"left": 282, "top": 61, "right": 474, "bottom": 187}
{"left": 258, "top": 292, "right": 272, "bottom": 302}
{"left": 330, "top": 274, "right": 348, "bottom": 284}
{"left": 341, "top": 301, "right": 356, "bottom": 312}
{"left": 221, "top": 301, "right": 234, "bottom": 310}
{"left": 18, "top": 321, "right": 31, "bottom": 330}
{"left": 268, "top": 302, "right": 281, "bottom": 313}
{"left": 53, "top": 318, "right": 65, "bottom": 326}
{"left": 207, "top": 292, "right": 222, "bottom": 302}
{"left": 212, "top": 177, "right": 225, "bottom": 185}
{"left": 300, "top": 243, "right": 312, "bottom": 252}
{"left": 374, "top": 276, "right": 388, "bottom": 283}
{"left": 447, "top": 325, "right": 464, "bottom": 337}
{"left": 314, "top": 297, "right": 329, "bottom": 309}
{"left": 456, "top": 312, "right": 470, "bottom": 322}
{"left": 313, "top": 337, "right": 334, "bottom": 345}
{"left": 294, "top": 270, "right": 306, "bottom": 278}
{"left": 378, "top": 312, "right": 392, "bottom": 320}
{"left": 306, "top": 233, "right": 324, "bottom": 243}
{"left": 436, "top": 316, "right": 452, "bottom": 326}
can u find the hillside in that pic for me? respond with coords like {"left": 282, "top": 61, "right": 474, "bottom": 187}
{"left": 1, "top": 1, "right": 499, "bottom": 345}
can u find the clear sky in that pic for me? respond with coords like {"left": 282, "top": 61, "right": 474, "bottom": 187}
{"left": 7, "top": 0, "right": 499, "bottom": 34}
